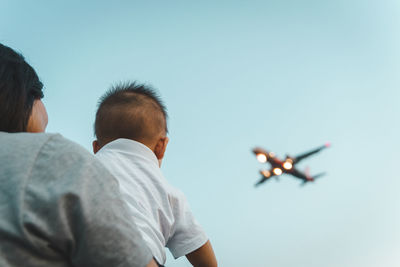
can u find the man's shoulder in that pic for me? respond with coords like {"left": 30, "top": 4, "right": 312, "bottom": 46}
{"left": 0, "top": 131, "right": 57, "bottom": 148}
{"left": 0, "top": 132, "right": 58, "bottom": 164}
{"left": 0, "top": 132, "right": 93, "bottom": 170}
{"left": 0, "top": 132, "right": 77, "bottom": 152}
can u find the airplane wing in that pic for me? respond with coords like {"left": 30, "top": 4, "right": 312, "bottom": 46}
{"left": 254, "top": 169, "right": 276, "bottom": 187}
{"left": 255, "top": 177, "right": 269, "bottom": 187}
{"left": 292, "top": 143, "right": 330, "bottom": 164}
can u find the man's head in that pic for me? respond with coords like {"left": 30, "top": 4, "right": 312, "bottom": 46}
{"left": 0, "top": 43, "right": 48, "bottom": 133}
{"left": 93, "top": 82, "right": 169, "bottom": 163}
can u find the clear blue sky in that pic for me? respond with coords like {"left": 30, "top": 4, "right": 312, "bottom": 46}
{"left": 1, "top": 1, "right": 399, "bottom": 266}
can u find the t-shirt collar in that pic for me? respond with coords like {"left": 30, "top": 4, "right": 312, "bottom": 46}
{"left": 100, "top": 138, "right": 159, "bottom": 167}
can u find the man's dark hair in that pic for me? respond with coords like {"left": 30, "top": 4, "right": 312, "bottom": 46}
{"left": 94, "top": 82, "right": 168, "bottom": 146}
{"left": 0, "top": 43, "right": 44, "bottom": 132}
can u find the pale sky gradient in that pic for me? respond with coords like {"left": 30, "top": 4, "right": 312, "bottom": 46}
{"left": 1, "top": 1, "right": 399, "bottom": 266}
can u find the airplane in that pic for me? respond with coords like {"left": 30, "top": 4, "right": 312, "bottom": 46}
{"left": 252, "top": 143, "right": 330, "bottom": 186}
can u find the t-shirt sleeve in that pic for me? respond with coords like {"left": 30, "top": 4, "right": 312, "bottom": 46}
{"left": 166, "top": 190, "right": 208, "bottom": 259}
{"left": 23, "top": 135, "right": 153, "bottom": 267}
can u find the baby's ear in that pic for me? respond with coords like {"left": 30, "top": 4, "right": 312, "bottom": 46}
{"left": 92, "top": 140, "right": 101, "bottom": 154}
{"left": 154, "top": 137, "right": 169, "bottom": 161}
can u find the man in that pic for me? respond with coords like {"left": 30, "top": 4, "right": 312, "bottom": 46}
{"left": 0, "top": 43, "right": 157, "bottom": 267}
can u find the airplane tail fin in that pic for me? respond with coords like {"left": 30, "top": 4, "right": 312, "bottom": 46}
{"left": 312, "top": 172, "right": 326, "bottom": 180}
{"left": 305, "top": 166, "right": 311, "bottom": 180}
{"left": 301, "top": 169, "right": 326, "bottom": 186}
{"left": 305, "top": 167, "right": 326, "bottom": 180}
{"left": 300, "top": 180, "right": 308, "bottom": 187}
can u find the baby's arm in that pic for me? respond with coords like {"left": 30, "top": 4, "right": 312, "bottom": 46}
{"left": 186, "top": 240, "right": 218, "bottom": 267}
{"left": 168, "top": 189, "right": 217, "bottom": 266}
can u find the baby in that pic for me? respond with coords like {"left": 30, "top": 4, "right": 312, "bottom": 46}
{"left": 92, "top": 82, "right": 217, "bottom": 267}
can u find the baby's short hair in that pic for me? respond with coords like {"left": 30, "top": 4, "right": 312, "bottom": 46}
{"left": 94, "top": 82, "right": 168, "bottom": 146}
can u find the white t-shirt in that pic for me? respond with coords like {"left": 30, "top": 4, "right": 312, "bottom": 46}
{"left": 96, "top": 138, "right": 208, "bottom": 264}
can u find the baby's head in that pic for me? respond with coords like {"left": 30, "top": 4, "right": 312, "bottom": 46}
{"left": 93, "top": 82, "right": 169, "bottom": 164}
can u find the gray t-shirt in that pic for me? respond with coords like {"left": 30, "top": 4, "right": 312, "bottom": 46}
{"left": 0, "top": 132, "right": 152, "bottom": 267}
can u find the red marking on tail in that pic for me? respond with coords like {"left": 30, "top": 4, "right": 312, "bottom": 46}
{"left": 305, "top": 166, "right": 313, "bottom": 181}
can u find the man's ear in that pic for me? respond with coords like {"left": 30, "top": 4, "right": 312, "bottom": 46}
{"left": 154, "top": 136, "right": 169, "bottom": 161}
{"left": 92, "top": 140, "right": 101, "bottom": 154}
